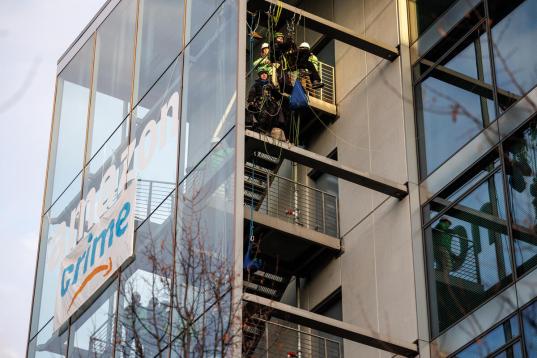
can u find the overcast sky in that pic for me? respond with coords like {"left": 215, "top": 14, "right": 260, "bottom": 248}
{"left": 0, "top": 1, "right": 106, "bottom": 356}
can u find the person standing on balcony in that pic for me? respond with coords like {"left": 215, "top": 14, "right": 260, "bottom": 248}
{"left": 271, "top": 31, "right": 296, "bottom": 92}
{"left": 297, "top": 42, "right": 324, "bottom": 89}
{"left": 246, "top": 68, "right": 287, "bottom": 140}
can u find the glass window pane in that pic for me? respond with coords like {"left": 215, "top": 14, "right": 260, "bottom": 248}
{"left": 88, "top": 0, "right": 137, "bottom": 160}
{"left": 456, "top": 316, "right": 519, "bottom": 357}
{"left": 28, "top": 320, "right": 68, "bottom": 358}
{"left": 504, "top": 123, "right": 537, "bottom": 276}
{"left": 185, "top": 0, "right": 225, "bottom": 42}
{"left": 82, "top": 118, "right": 130, "bottom": 239}
{"left": 415, "top": 25, "right": 496, "bottom": 177}
{"left": 490, "top": 0, "right": 537, "bottom": 112}
{"left": 115, "top": 197, "right": 175, "bottom": 358}
{"left": 409, "top": 0, "right": 459, "bottom": 40}
{"left": 172, "top": 132, "right": 235, "bottom": 342}
{"left": 425, "top": 171, "right": 513, "bottom": 336}
{"left": 68, "top": 280, "right": 117, "bottom": 357}
{"left": 133, "top": 0, "right": 184, "bottom": 104}
{"left": 30, "top": 175, "right": 82, "bottom": 337}
{"left": 45, "top": 38, "right": 93, "bottom": 210}
{"left": 523, "top": 300, "right": 537, "bottom": 357}
{"left": 180, "top": 0, "right": 237, "bottom": 179}
{"left": 130, "top": 57, "right": 182, "bottom": 226}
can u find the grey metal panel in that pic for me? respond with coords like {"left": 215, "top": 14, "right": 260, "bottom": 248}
{"left": 419, "top": 122, "right": 499, "bottom": 204}
{"left": 245, "top": 130, "right": 408, "bottom": 198}
{"left": 430, "top": 285, "right": 517, "bottom": 356}
{"left": 242, "top": 293, "right": 419, "bottom": 357}
{"left": 247, "top": 0, "right": 399, "bottom": 61}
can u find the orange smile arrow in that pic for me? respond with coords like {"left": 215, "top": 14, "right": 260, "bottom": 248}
{"left": 68, "top": 257, "right": 113, "bottom": 312}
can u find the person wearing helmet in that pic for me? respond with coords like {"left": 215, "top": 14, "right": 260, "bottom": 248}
{"left": 253, "top": 42, "right": 272, "bottom": 76}
{"left": 297, "top": 42, "right": 324, "bottom": 89}
{"left": 246, "top": 67, "right": 287, "bottom": 138}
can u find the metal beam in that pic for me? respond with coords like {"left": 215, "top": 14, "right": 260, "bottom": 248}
{"left": 245, "top": 130, "right": 408, "bottom": 199}
{"left": 247, "top": 0, "right": 399, "bottom": 61}
{"left": 244, "top": 205, "right": 341, "bottom": 250}
{"left": 242, "top": 293, "right": 419, "bottom": 357}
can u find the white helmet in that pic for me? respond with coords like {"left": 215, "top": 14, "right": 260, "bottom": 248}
{"left": 261, "top": 42, "right": 270, "bottom": 50}
{"left": 299, "top": 42, "right": 310, "bottom": 49}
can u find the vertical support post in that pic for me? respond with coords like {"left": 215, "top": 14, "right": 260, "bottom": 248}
{"left": 324, "top": 337, "right": 329, "bottom": 358}
{"left": 265, "top": 320, "right": 269, "bottom": 358}
{"left": 266, "top": 170, "right": 271, "bottom": 214}
{"left": 322, "top": 193, "right": 326, "bottom": 234}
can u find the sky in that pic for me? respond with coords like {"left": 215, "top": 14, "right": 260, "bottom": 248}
{"left": 0, "top": 1, "right": 106, "bottom": 357}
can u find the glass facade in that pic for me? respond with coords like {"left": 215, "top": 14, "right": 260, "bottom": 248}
{"left": 28, "top": 0, "right": 240, "bottom": 356}
{"left": 413, "top": 0, "right": 537, "bottom": 349}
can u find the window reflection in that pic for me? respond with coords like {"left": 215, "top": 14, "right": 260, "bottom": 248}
{"left": 133, "top": 0, "right": 184, "bottom": 104}
{"left": 416, "top": 25, "right": 496, "bottom": 177}
{"left": 425, "top": 171, "right": 513, "bottom": 336}
{"left": 68, "top": 280, "right": 117, "bottom": 357}
{"left": 180, "top": 0, "right": 237, "bottom": 179}
{"left": 131, "top": 57, "right": 182, "bottom": 226}
{"left": 185, "top": 0, "right": 226, "bottom": 42}
{"left": 31, "top": 175, "right": 82, "bottom": 337}
{"left": 504, "top": 123, "right": 537, "bottom": 276}
{"left": 490, "top": 0, "right": 537, "bottom": 112}
{"left": 87, "top": 0, "right": 137, "bottom": 160}
{"left": 116, "top": 196, "right": 175, "bottom": 358}
{"left": 28, "top": 319, "right": 68, "bottom": 358}
{"left": 172, "top": 132, "right": 236, "bottom": 353}
{"left": 45, "top": 38, "right": 93, "bottom": 210}
{"left": 455, "top": 315, "right": 521, "bottom": 357}
{"left": 522, "top": 300, "right": 537, "bottom": 357}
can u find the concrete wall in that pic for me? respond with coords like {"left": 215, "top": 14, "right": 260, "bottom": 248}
{"left": 296, "top": 0, "right": 420, "bottom": 356}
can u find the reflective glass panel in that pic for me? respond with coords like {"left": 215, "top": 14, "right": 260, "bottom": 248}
{"left": 408, "top": 0, "right": 459, "bottom": 41}
{"left": 522, "top": 300, "right": 537, "bottom": 357}
{"left": 68, "top": 280, "right": 117, "bottom": 357}
{"left": 425, "top": 171, "right": 513, "bottom": 336}
{"left": 82, "top": 118, "right": 130, "bottom": 240}
{"left": 179, "top": 0, "right": 237, "bottom": 179}
{"left": 415, "top": 25, "right": 496, "bottom": 177}
{"left": 87, "top": 0, "right": 137, "bottom": 160}
{"left": 490, "top": 0, "right": 537, "bottom": 112}
{"left": 27, "top": 320, "right": 68, "bottom": 358}
{"left": 456, "top": 315, "right": 519, "bottom": 357}
{"left": 133, "top": 0, "right": 184, "bottom": 104}
{"left": 115, "top": 196, "right": 175, "bottom": 358}
{"left": 185, "top": 0, "right": 225, "bottom": 42}
{"left": 31, "top": 175, "right": 82, "bottom": 337}
{"left": 504, "top": 123, "right": 537, "bottom": 276}
{"left": 45, "top": 39, "right": 93, "bottom": 210}
{"left": 130, "top": 57, "right": 182, "bottom": 226}
{"left": 172, "top": 132, "right": 235, "bottom": 344}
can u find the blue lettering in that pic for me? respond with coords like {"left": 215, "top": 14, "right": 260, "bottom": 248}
{"left": 91, "top": 220, "right": 115, "bottom": 266}
{"left": 116, "top": 202, "right": 131, "bottom": 237}
{"left": 72, "top": 251, "right": 86, "bottom": 285}
{"left": 61, "top": 264, "right": 74, "bottom": 297}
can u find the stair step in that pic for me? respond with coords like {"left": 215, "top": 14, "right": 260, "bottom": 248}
{"left": 244, "top": 281, "right": 280, "bottom": 299}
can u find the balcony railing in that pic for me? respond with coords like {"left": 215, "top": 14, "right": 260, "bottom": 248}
{"left": 289, "top": 61, "right": 335, "bottom": 105}
{"left": 245, "top": 165, "right": 339, "bottom": 238}
{"left": 244, "top": 318, "right": 342, "bottom": 358}
{"left": 136, "top": 179, "right": 175, "bottom": 224}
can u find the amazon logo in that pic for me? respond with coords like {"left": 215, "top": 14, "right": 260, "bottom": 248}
{"left": 60, "top": 201, "right": 131, "bottom": 310}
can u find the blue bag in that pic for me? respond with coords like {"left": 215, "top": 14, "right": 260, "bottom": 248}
{"left": 289, "top": 79, "right": 309, "bottom": 110}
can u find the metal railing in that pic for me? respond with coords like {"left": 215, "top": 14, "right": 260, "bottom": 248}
{"left": 244, "top": 319, "right": 342, "bottom": 358}
{"left": 245, "top": 166, "right": 339, "bottom": 238}
{"left": 136, "top": 179, "right": 175, "bottom": 224}
{"left": 432, "top": 229, "right": 480, "bottom": 285}
{"left": 289, "top": 61, "right": 335, "bottom": 105}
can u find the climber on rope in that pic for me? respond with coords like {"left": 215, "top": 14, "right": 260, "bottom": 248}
{"left": 271, "top": 31, "right": 296, "bottom": 93}
{"left": 246, "top": 67, "right": 288, "bottom": 141}
{"left": 297, "top": 42, "right": 324, "bottom": 89}
{"left": 253, "top": 42, "right": 273, "bottom": 76}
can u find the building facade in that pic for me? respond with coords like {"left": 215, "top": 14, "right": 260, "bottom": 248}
{"left": 27, "top": 0, "right": 537, "bottom": 357}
